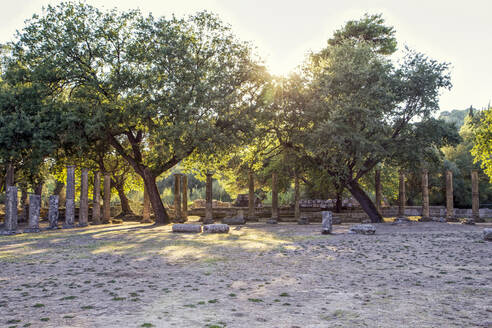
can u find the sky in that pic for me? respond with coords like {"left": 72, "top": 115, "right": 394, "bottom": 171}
{"left": 1, "top": 0, "right": 491, "bottom": 111}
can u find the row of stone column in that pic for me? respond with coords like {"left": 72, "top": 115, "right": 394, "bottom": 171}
{"left": 384, "top": 169, "right": 481, "bottom": 221}
{"left": 3, "top": 166, "right": 113, "bottom": 233}
{"left": 173, "top": 173, "right": 189, "bottom": 223}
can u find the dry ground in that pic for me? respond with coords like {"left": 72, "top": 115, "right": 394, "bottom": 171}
{"left": 0, "top": 220, "right": 491, "bottom": 328}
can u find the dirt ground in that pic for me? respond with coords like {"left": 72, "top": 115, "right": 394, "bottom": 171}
{"left": 0, "top": 220, "right": 491, "bottom": 328}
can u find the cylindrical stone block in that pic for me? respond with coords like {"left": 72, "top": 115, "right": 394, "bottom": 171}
{"left": 64, "top": 165, "right": 76, "bottom": 228}
{"left": 103, "top": 173, "right": 111, "bottom": 224}
{"left": 5, "top": 163, "right": 14, "bottom": 188}
{"left": 294, "top": 175, "right": 300, "bottom": 221}
{"left": 92, "top": 171, "right": 101, "bottom": 225}
{"left": 471, "top": 170, "right": 480, "bottom": 221}
{"left": 26, "top": 194, "right": 41, "bottom": 233}
{"left": 421, "top": 169, "right": 430, "bottom": 220}
{"left": 270, "top": 172, "right": 279, "bottom": 223}
{"left": 172, "top": 224, "right": 202, "bottom": 233}
{"left": 398, "top": 171, "right": 406, "bottom": 218}
{"left": 248, "top": 170, "right": 256, "bottom": 221}
{"left": 182, "top": 175, "right": 188, "bottom": 221}
{"left": 203, "top": 224, "right": 230, "bottom": 233}
{"left": 204, "top": 173, "right": 213, "bottom": 224}
{"left": 5, "top": 186, "right": 18, "bottom": 232}
{"left": 48, "top": 195, "right": 59, "bottom": 229}
{"left": 78, "top": 168, "right": 89, "bottom": 227}
{"left": 174, "top": 174, "right": 182, "bottom": 222}
{"left": 446, "top": 170, "right": 454, "bottom": 221}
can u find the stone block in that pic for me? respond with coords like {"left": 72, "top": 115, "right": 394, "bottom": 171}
{"left": 349, "top": 224, "right": 376, "bottom": 235}
{"left": 321, "top": 211, "right": 332, "bottom": 234}
{"left": 48, "top": 195, "right": 59, "bottom": 229}
{"left": 25, "top": 194, "right": 41, "bottom": 233}
{"left": 222, "top": 216, "right": 245, "bottom": 225}
{"left": 172, "top": 224, "right": 202, "bottom": 233}
{"left": 203, "top": 224, "right": 229, "bottom": 233}
{"left": 297, "top": 216, "right": 309, "bottom": 225}
{"left": 483, "top": 228, "right": 492, "bottom": 241}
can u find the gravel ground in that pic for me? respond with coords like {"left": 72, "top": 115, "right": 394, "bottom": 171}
{"left": 0, "top": 221, "right": 491, "bottom": 328}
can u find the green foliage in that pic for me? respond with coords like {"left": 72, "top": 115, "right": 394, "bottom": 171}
{"left": 471, "top": 108, "right": 492, "bottom": 182}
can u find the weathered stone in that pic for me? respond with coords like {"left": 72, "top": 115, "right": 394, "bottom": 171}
{"left": 321, "top": 211, "right": 332, "bottom": 234}
{"left": 174, "top": 174, "right": 182, "bottom": 222}
{"left": 203, "top": 224, "right": 230, "bottom": 233}
{"left": 4, "top": 186, "right": 18, "bottom": 232}
{"left": 25, "top": 194, "right": 41, "bottom": 233}
{"left": 421, "top": 169, "right": 430, "bottom": 221}
{"left": 349, "top": 224, "right": 376, "bottom": 235}
{"left": 172, "top": 224, "right": 202, "bottom": 233}
{"left": 204, "top": 173, "right": 214, "bottom": 224}
{"left": 48, "top": 195, "right": 59, "bottom": 229}
{"left": 483, "top": 228, "right": 492, "bottom": 241}
{"left": 398, "top": 171, "right": 406, "bottom": 219}
{"left": 446, "top": 170, "right": 454, "bottom": 221}
{"left": 471, "top": 170, "right": 481, "bottom": 221}
{"left": 78, "top": 168, "right": 89, "bottom": 227}
{"left": 181, "top": 174, "right": 188, "bottom": 221}
{"left": 92, "top": 171, "right": 101, "bottom": 225}
{"left": 270, "top": 172, "right": 279, "bottom": 224}
{"left": 297, "top": 215, "right": 309, "bottom": 225}
{"left": 64, "top": 165, "right": 75, "bottom": 228}
{"left": 103, "top": 173, "right": 111, "bottom": 224}
{"left": 432, "top": 217, "right": 447, "bottom": 223}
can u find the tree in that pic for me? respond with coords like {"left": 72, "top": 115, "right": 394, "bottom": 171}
{"left": 13, "top": 2, "right": 267, "bottom": 224}
{"left": 276, "top": 15, "right": 451, "bottom": 222}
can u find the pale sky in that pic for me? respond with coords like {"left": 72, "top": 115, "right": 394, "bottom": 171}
{"left": 1, "top": 0, "right": 491, "bottom": 111}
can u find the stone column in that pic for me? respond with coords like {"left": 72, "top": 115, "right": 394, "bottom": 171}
{"left": 4, "top": 186, "right": 18, "bottom": 233}
{"left": 204, "top": 172, "right": 213, "bottom": 224}
{"left": 294, "top": 174, "right": 300, "bottom": 222}
{"left": 141, "top": 185, "right": 152, "bottom": 223}
{"left": 397, "top": 171, "right": 406, "bottom": 218}
{"left": 247, "top": 170, "right": 257, "bottom": 221}
{"left": 78, "top": 168, "right": 89, "bottom": 227}
{"left": 92, "top": 171, "right": 101, "bottom": 225}
{"left": 267, "top": 172, "right": 279, "bottom": 224}
{"left": 375, "top": 169, "right": 382, "bottom": 214}
{"left": 446, "top": 170, "right": 454, "bottom": 221}
{"left": 48, "top": 195, "right": 59, "bottom": 229}
{"left": 25, "top": 194, "right": 41, "bottom": 233}
{"left": 64, "top": 165, "right": 75, "bottom": 228}
{"left": 471, "top": 170, "right": 480, "bottom": 221}
{"left": 173, "top": 174, "right": 182, "bottom": 222}
{"left": 421, "top": 169, "right": 430, "bottom": 221}
{"left": 181, "top": 175, "right": 188, "bottom": 221}
{"left": 103, "top": 173, "right": 111, "bottom": 224}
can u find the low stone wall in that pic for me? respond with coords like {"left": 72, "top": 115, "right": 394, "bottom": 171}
{"left": 189, "top": 205, "right": 492, "bottom": 223}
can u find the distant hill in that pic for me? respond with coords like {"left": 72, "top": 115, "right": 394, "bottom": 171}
{"left": 439, "top": 108, "right": 473, "bottom": 129}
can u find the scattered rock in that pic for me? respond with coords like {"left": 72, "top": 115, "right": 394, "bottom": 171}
{"left": 460, "top": 218, "right": 475, "bottom": 225}
{"left": 172, "top": 224, "right": 202, "bottom": 233}
{"left": 203, "top": 224, "right": 230, "bottom": 233}
{"left": 349, "top": 224, "right": 376, "bottom": 235}
{"left": 222, "top": 216, "right": 245, "bottom": 225}
{"left": 393, "top": 217, "right": 411, "bottom": 224}
{"left": 483, "top": 228, "right": 492, "bottom": 241}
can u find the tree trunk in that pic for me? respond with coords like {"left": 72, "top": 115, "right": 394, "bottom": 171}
{"left": 142, "top": 168, "right": 170, "bottom": 225}
{"left": 53, "top": 181, "right": 64, "bottom": 195}
{"left": 34, "top": 183, "right": 43, "bottom": 196}
{"left": 347, "top": 180, "right": 383, "bottom": 223}
{"left": 115, "top": 183, "right": 134, "bottom": 215}
{"left": 335, "top": 192, "right": 342, "bottom": 213}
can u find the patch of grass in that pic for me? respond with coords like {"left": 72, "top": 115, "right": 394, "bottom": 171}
{"left": 40, "top": 318, "right": 50, "bottom": 322}
{"left": 140, "top": 324, "right": 154, "bottom": 327}
{"left": 63, "top": 315, "right": 74, "bottom": 319}
{"left": 81, "top": 305, "right": 94, "bottom": 310}
{"left": 208, "top": 299, "right": 219, "bottom": 304}
{"left": 33, "top": 303, "right": 45, "bottom": 308}
{"left": 228, "top": 293, "right": 236, "bottom": 297}
{"left": 279, "top": 292, "right": 290, "bottom": 297}
{"left": 60, "top": 296, "right": 77, "bottom": 300}
{"left": 6, "top": 319, "right": 21, "bottom": 324}
{"left": 248, "top": 298, "right": 263, "bottom": 303}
